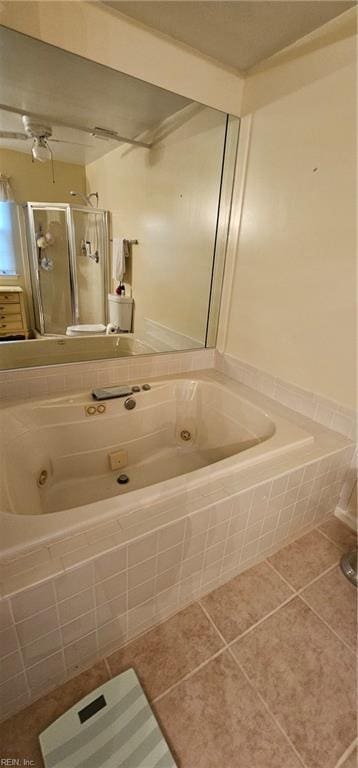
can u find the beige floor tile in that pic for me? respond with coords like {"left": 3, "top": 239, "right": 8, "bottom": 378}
{"left": 319, "top": 517, "right": 357, "bottom": 552}
{"left": 154, "top": 650, "right": 303, "bottom": 768}
{"left": 107, "top": 602, "right": 224, "bottom": 700}
{"left": 0, "top": 661, "right": 109, "bottom": 767}
{"left": 232, "top": 597, "right": 356, "bottom": 768}
{"left": 341, "top": 745, "right": 358, "bottom": 768}
{"left": 268, "top": 529, "right": 341, "bottom": 590}
{"left": 200, "top": 560, "right": 293, "bottom": 642}
{"left": 301, "top": 565, "right": 357, "bottom": 650}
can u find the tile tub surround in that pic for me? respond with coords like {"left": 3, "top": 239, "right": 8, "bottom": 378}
{"left": 0, "top": 518, "right": 356, "bottom": 768}
{"left": 0, "top": 348, "right": 215, "bottom": 401}
{"left": 215, "top": 351, "right": 357, "bottom": 524}
{"left": 0, "top": 471, "right": 354, "bottom": 722}
{"left": 215, "top": 351, "right": 357, "bottom": 441}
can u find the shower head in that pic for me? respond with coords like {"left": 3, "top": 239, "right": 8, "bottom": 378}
{"left": 70, "top": 190, "right": 88, "bottom": 207}
{"left": 87, "top": 192, "right": 99, "bottom": 207}
{"left": 70, "top": 190, "right": 99, "bottom": 208}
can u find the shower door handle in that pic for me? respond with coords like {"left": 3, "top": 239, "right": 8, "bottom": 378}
{"left": 67, "top": 207, "right": 80, "bottom": 324}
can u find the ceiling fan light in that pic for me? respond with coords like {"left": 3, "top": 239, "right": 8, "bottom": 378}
{"left": 31, "top": 137, "right": 51, "bottom": 163}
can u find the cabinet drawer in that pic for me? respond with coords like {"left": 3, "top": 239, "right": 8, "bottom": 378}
{"left": 0, "top": 292, "right": 20, "bottom": 303}
{"left": 0, "top": 316, "right": 23, "bottom": 331}
{"left": 0, "top": 303, "right": 21, "bottom": 315}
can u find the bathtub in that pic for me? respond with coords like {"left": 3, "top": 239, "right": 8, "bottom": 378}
{"left": 0, "top": 372, "right": 313, "bottom": 554}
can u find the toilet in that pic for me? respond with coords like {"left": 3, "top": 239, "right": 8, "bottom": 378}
{"left": 108, "top": 294, "right": 134, "bottom": 332}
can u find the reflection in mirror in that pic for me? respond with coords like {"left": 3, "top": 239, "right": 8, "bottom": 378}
{"left": 26, "top": 204, "right": 109, "bottom": 335}
{"left": 0, "top": 25, "right": 239, "bottom": 370}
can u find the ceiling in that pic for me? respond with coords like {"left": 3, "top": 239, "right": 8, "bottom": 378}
{"left": 0, "top": 26, "right": 191, "bottom": 165}
{"left": 105, "top": 1, "right": 356, "bottom": 72}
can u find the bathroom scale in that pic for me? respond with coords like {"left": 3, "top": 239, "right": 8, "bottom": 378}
{"left": 39, "top": 668, "right": 177, "bottom": 768}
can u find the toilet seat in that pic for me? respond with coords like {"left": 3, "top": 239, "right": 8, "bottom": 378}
{"left": 66, "top": 324, "right": 106, "bottom": 336}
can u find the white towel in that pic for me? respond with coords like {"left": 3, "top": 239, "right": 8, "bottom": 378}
{"left": 112, "top": 237, "right": 129, "bottom": 283}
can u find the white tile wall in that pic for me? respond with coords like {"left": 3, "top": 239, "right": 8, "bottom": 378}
{"left": 216, "top": 352, "right": 357, "bottom": 441}
{"left": 0, "top": 349, "right": 215, "bottom": 401}
{"left": 215, "top": 351, "right": 357, "bottom": 521}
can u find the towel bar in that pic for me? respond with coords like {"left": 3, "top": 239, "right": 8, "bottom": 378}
{"left": 110, "top": 238, "right": 138, "bottom": 244}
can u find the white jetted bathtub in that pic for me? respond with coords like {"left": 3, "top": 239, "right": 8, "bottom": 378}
{"left": 1, "top": 372, "right": 313, "bottom": 549}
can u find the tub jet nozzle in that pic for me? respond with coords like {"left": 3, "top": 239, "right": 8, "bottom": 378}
{"left": 37, "top": 469, "right": 48, "bottom": 487}
{"left": 180, "top": 430, "right": 192, "bottom": 441}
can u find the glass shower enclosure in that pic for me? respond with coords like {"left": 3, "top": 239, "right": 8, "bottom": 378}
{"left": 25, "top": 203, "right": 109, "bottom": 336}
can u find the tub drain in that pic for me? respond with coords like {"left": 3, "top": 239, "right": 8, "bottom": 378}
{"left": 180, "top": 429, "right": 191, "bottom": 442}
{"left": 117, "top": 474, "right": 129, "bottom": 485}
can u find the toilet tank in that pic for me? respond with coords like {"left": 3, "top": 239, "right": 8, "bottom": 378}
{"left": 108, "top": 294, "right": 134, "bottom": 331}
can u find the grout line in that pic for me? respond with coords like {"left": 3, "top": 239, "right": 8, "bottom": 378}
{"left": 226, "top": 593, "right": 297, "bottom": 646}
{"left": 52, "top": 587, "right": 67, "bottom": 687}
{"left": 6, "top": 594, "right": 30, "bottom": 698}
{"left": 264, "top": 558, "right": 298, "bottom": 591}
{"left": 227, "top": 646, "right": 309, "bottom": 768}
{"left": 298, "top": 594, "right": 356, "bottom": 656}
{"left": 11, "top": 597, "right": 59, "bottom": 627}
{"left": 152, "top": 646, "right": 226, "bottom": 705}
{"left": 103, "top": 656, "right": 112, "bottom": 680}
{"left": 24, "top": 646, "right": 68, "bottom": 675}
{"left": 296, "top": 562, "right": 338, "bottom": 593}
{"left": 266, "top": 547, "right": 340, "bottom": 595}
{"left": 316, "top": 526, "right": 349, "bottom": 551}
{"left": 198, "top": 600, "right": 228, "bottom": 647}
{"left": 333, "top": 738, "right": 357, "bottom": 768}
{"left": 92, "top": 566, "right": 100, "bottom": 672}
{"left": 59, "top": 606, "right": 95, "bottom": 631}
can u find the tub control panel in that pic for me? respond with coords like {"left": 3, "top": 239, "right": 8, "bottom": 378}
{"left": 92, "top": 385, "right": 133, "bottom": 400}
{"left": 92, "top": 384, "right": 152, "bottom": 400}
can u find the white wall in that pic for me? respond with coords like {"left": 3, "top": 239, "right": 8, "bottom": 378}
{"left": 225, "top": 38, "right": 357, "bottom": 410}
{"left": 0, "top": 148, "right": 86, "bottom": 204}
{"left": 86, "top": 106, "right": 227, "bottom": 342}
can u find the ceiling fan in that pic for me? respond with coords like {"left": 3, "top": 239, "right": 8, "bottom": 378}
{"left": 0, "top": 104, "right": 152, "bottom": 161}
{"left": 0, "top": 115, "right": 89, "bottom": 163}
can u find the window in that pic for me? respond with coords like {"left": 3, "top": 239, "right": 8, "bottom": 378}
{"left": 0, "top": 201, "right": 21, "bottom": 275}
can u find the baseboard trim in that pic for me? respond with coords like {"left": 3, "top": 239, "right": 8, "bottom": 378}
{"left": 334, "top": 506, "right": 357, "bottom": 532}
{"left": 143, "top": 318, "right": 201, "bottom": 350}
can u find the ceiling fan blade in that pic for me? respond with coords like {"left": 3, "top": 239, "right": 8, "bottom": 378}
{"left": 0, "top": 131, "right": 28, "bottom": 140}
{"left": 90, "top": 126, "right": 151, "bottom": 149}
{"left": 50, "top": 138, "right": 91, "bottom": 147}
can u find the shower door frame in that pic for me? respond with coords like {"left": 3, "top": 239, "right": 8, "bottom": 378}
{"left": 25, "top": 202, "right": 109, "bottom": 336}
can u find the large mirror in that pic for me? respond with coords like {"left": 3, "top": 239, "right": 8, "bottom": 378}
{"left": 0, "top": 26, "right": 239, "bottom": 370}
